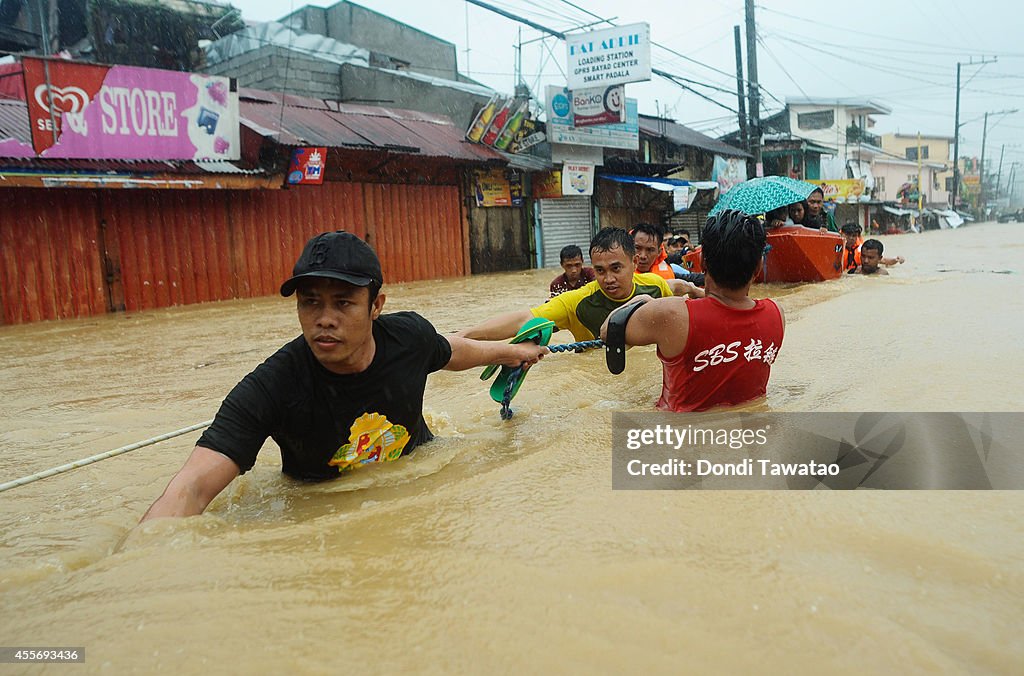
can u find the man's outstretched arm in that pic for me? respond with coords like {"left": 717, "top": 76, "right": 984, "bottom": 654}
{"left": 666, "top": 278, "right": 705, "bottom": 299}
{"left": 455, "top": 309, "right": 534, "bottom": 341}
{"left": 443, "top": 335, "right": 547, "bottom": 371}
{"left": 141, "top": 446, "right": 240, "bottom": 522}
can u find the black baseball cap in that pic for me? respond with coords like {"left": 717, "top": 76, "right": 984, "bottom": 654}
{"left": 280, "top": 231, "right": 384, "bottom": 297}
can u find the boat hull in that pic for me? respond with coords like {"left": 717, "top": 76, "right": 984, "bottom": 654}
{"left": 680, "top": 227, "right": 844, "bottom": 283}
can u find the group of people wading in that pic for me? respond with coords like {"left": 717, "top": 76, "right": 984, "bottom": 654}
{"left": 143, "top": 200, "right": 914, "bottom": 521}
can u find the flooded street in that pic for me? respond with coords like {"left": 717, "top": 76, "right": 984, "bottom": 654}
{"left": 2, "top": 222, "right": 1023, "bottom": 672}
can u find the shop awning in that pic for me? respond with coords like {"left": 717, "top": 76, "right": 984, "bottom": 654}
{"left": 883, "top": 206, "right": 919, "bottom": 217}
{"left": 599, "top": 174, "right": 717, "bottom": 192}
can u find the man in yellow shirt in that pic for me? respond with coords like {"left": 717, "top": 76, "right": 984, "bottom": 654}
{"left": 458, "top": 227, "right": 702, "bottom": 342}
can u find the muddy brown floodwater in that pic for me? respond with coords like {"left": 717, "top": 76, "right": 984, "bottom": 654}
{"left": 1, "top": 222, "right": 1022, "bottom": 673}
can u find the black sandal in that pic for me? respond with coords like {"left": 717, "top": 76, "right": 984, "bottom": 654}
{"left": 605, "top": 301, "right": 647, "bottom": 375}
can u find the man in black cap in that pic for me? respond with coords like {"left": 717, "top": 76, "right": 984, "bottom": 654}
{"left": 142, "top": 231, "right": 547, "bottom": 520}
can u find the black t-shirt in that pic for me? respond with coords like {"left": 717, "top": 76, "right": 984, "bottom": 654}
{"left": 197, "top": 312, "right": 453, "bottom": 480}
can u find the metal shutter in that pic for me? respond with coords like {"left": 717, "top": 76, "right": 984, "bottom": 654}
{"left": 538, "top": 196, "right": 594, "bottom": 267}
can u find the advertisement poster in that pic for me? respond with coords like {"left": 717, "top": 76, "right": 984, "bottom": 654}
{"left": 566, "top": 22, "right": 651, "bottom": 90}
{"left": 561, "top": 162, "right": 595, "bottom": 196}
{"left": 474, "top": 168, "right": 512, "bottom": 207}
{"left": 532, "top": 170, "right": 563, "bottom": 199}
{"left": 712, "top": 155, "right": 748, "bottom": 194}
{"left": 287, "top": 147, "right": 327, "bottom": 185}
{"left": 815, "top": 178, "right": 866, "bottom": 202}
{"left": 22, "top": 57, "right": 239, "bottom": 160}
{"left": 572, "top": 85, "right": 626, "bottom": 127}
{"left": 509, "top": 171, "right": 524, "bottom": 207}
{"left": 546, "top": 85, "right": 639, "bottom": 150}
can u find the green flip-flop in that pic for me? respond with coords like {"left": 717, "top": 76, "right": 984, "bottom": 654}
{"left": 480, "top": 317, "right": 554, "bottom": 404}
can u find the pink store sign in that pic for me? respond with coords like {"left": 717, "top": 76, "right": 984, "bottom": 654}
{"left": 22, "top": 57, "right": 239, "bottom": 161}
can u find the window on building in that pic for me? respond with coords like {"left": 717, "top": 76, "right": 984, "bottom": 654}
{"left": 877, "top": 176, "right": 885, "bottom": 193}
{"left": 797, "top": 110, "right": 834, "bottom": 131}
{"left": 906, "top": 146, "right": 929, "bottom": 161}
{"left": 945, "top": 176, "right": 954, "bottom": 192}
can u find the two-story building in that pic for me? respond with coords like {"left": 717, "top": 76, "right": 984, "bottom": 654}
{"left": 876, "top": 133, "right": 953, "bottom": 208}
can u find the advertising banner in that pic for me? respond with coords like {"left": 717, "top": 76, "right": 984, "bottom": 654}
{"left": 546, "top": 85, "right": 638, "bottom": 150}
{"left": 572, "top": 85, "right": 625, "bottom": 127}
{"left": 561, "top": 162, "right": 595, "bottom": 196}
{"left": 22, "top": 57, "right": 239, "bottom": 160}
{"left": 532, "top": 170, "right": 563, "bottom": 199}
{"left": 474, "top": 168, "right": 512, "bottom": 207}
{"left": 287, "top": 147, "right": 327, "bottom": 185}
{"left": 814, "top": 178, "right": 866, "bottom": 203}
{"left": 712, "top": 155, "right": 748, "bottom": 195}
{"left": 566, "top": 22, "right": 651, "bottom": 90}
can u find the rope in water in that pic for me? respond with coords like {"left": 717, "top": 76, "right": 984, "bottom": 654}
{"left": 499, "top": 340, "right": 605, "bottom": 419}
{"left": 0, "top": 419, "right": 214, "bottom": 494}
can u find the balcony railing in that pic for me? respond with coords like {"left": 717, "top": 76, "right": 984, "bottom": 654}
{"left": 847, "top": 125, "right": 881, "bottom": 147}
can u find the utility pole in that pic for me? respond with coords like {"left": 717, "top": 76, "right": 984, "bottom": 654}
{"left": 917, "top": 132, "right": 923, "bottom": 212}
{"left": 996, "top": 144, "right": 1005, "bottom": 199}
{"left": 979, "top": 111, "right": 989, "bottom": 216}
{"left": 744, "top": 0, "right": 761, "bottom": 175}
{"left": 951, "top": 57, "right": 997, "bottom": 210}
{"left": 733, "top": 25, "right": 748, "bottom": 155}
{"left": 952, "top": 63, "right": 962, "bottom": 209}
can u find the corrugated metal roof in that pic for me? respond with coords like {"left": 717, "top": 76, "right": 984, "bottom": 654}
{"left": 239, "top": 88, "right": 503, "bottom": 163}
{"left": 0, "top": 156, "right": 265, "bottom": 175}
{"left": 639, "top": 115, "right": 750, "bottom": 158}
{"left": 0, "top": 99, "right": 31, "bottom": 144}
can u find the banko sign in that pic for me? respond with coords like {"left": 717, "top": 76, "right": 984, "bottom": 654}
{"left": 565, "top": 22, "right": 651, "bottom": 90}
{"left": 22, "top": 57, "right": 240, "bottom": 161}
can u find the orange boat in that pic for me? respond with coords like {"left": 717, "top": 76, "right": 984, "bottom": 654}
{"left": 681, "top": 226, "right": 844, "bottom": 283}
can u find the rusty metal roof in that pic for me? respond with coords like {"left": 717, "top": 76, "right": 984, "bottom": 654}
{"left": 0, "top": 99, "right": 31, "bottom": 144}
{"left": 239, "top": 88, "right": 503, "bottom": 163}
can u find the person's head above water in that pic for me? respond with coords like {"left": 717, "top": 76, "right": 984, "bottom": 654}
{"left": 590, "top": 227, "right": 638, "bottom": 300}
{"left": 280, "top": 231, "right": 387, "bottom": 374}
{"left": 558, "top": 244, "right": 586, "bottom": 284}
{"left": 630, "top": 223, "right": 664, "bottom": 274}
{"left": 701, "top": 210, "right": 766, "bottom": 290}
{"left": 860, "top": 239, "right": 884, "bottom": 274}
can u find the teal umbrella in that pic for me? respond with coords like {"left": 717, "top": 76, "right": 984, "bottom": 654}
{"left": 709, "top": 176, "right": 816, "bottom": 217}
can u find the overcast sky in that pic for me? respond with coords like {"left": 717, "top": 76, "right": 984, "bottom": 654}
{"left": 228, "top": 0, "right": 1024, "bottom": 166}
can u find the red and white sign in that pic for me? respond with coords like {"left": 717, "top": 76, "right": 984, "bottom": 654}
{"left": 287, "top": 147, "right": 327, "bottom": 185}
{"left": 572, "top": 85, "right": 625, "bottom": 127}
{"left": 21, "top": 57, "right": 239, "bottom": 160}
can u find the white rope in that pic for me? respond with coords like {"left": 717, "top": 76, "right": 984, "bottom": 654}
{"left": 0, "top": 420, "right": 214, "bottom": 494}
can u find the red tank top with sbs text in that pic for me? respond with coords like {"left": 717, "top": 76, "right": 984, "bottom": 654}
{"left": 657, "top": 297, "right": 784, "bottom": 412}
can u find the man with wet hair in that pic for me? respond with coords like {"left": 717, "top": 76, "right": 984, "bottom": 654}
{"left": 854, "top": 239, "right": 889, "bottom": 275}
{"left": 458, "top": 227, "right": 701, "bottom": 343}
{"left": 549, "top": 244, "right": 595, "bottom": 298}
{"left": 632, "top": 223, "right": 705, "bottom": 286}
{"left": 842, "top": 223, "right": 904, "bottom": 273}
{"left": 602, "top": 210, "right": 785, "bottom": 412}
{"left": 142, "top": 231, "right": 547, "bottom": 520}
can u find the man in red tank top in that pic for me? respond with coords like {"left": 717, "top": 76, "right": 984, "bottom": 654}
{"left": 602, "top": 210, "right": 785, "bottom": 412}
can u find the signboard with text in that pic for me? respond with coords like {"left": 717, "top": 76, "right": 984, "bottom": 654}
{"left": 566, "top": 22, "right": 651, "bottom": 90}
{"left": 572, "top": 85, "right": 626, "bottom": 127}
{"left": 562, "top": 162, "right": 595, "bottom": 196}
{"left": 546, "top": 85, "right": 638, "bottom": 150}
{"left": 815, "top": 178, "right": 866, "bottom": 202}
{"left": 22, "top": 57, "right": 239, "bottom": 160}
{"left": 533, "top": 170, "right": 563, "bottom": 199}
